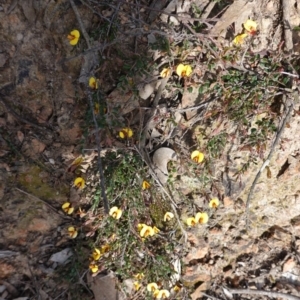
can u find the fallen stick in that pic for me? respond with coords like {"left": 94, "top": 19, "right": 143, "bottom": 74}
{"left": 245, "top": 94, "right": 295, "bottom": 227}
{"left": 225, "top": 287, "right": 300, "bottom": 300}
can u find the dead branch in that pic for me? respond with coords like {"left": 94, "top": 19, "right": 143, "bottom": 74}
{"left": 226, "top": 287, "right": 300, "bottom": 300}
{"left": 69, "top": 0, "right": 109, "bottom": 214}
{"left": 15, "top": 188, "right": 71, "bottom": 219}
{"left": 87, "top": 90, "right": 110, "bottom": 214}
{"left": 245, "top": 93, "right": 295, "bottom": 227}
{"left": 69, "top": 0, "right": 91, "bottom": 48}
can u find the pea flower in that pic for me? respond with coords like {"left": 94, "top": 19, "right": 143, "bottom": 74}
{"left": 109, "top": 206, "right": 123, "bottom": 219}
{"left": 119, "top": 127, "right": 133, "bottom": 139}
{"left": 195, "top": 212, "right": 209, "bottom": 224}
{"left": 164, "top": 212, "right": 174, "bottom": 222}
{"left": 191, "top": 150, "right": 204, "bottom": 163}
{"left": 173, "top": 284, "right": 181, "bottom": 292}
{"left": 153, "top": 226, "right": 160, "bottom": 234}
{"left": 139, "top": 224, "right": 155, "bottom": 238}
{"left": 92, "top": 248, "right": 101, "bottom": 260}
{"left": 160, "top": 68, "right": 171, "bottom": 78}
{"left": 176, "top": 64, "right": 192, "bottom": 77}
{"left": 153, "top": 289, "right": 170, "bottom": 299}
{"left": 77, "top": 207, "right": 86, "bottom": 218}
{"left": 101, "top": 244, "right": 110, "bottom": 254}
{"left": 243, "top": 19, "right": 257, "bottom": 35}
{"left": 134, "top": 281, "right": 142, "bottom": 291}
{"left": 89, "top": 262, "right": 98, "bottom": 273}
{"left": 62, "top": 202, "right": 74, "bottom": 214}
{"left": 67, "top": 29, "right": 80, "bottom": 45}
{"left": 134, "top": 273, "right": 145, "bottom": 280}
{"left": 186, "top": 217, "right": 197, "bottom": 227}
{"left": 68, "top": 226, "right": 78, "bottom": 238}
{"left": 89, "top": 77, "right": 98, "bottom": 89}
{"left": 74, "top": 177, "right": 85, "bottom": 189}
{"left": 147, "top": 282, "right": 159, "bottom": 293}
{"left": 142, "top": 180, "right": 151, "bottom": 190}
{"left": 94, "top": 103, "right": 107, "bottom": 115}
{"left": 209, "top": 198, "right": 220, "bottom": 208}
{"left": 233, "top": 33, "right": 248, "bottom": 45}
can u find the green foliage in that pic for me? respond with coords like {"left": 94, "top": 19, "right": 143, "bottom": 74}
{"left": 91, "top": 150, "right": 178, "bottom": 285}
{"left": 207, "top": 133, "right": 227, "bottom": 158}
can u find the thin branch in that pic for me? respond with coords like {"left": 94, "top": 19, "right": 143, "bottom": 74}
{"left": 69, "top": 0, "right": 91, "bottom": 48}
{"left": 199, "top": 292, "right": 224, "bottom": 300}
{"left": 245, "top": 94, "right": 295, "bottom": 227}
{"left": 69, "top": 0, "right": 109, "bottom": 214}
{"left": 87, "top": 91, "right": 110, "bottom": 214}
{"left": 170, "top": 96, "right": 218, "bottom": 113}
{"left": 280, "top": 71, "right": 299, "bottom": 78}
{"left": 226, "top": 287, "right": 300, "bottom": 300}
{"left": 15, "top": 188, "right": 71, "bottom": 219}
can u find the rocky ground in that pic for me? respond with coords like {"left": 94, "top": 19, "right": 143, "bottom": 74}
{"left": 1, "top": 0, "right": 300, "bottom": 299}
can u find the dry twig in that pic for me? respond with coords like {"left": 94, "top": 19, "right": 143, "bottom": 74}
{"left": 69, "top": 0, "right": 109, "bottom": 213}
{"left": 15, "top": 188, "right": 71, "bottom": 219}
{"left": 245, "top": 93, "right": 295, "bottom": 227}
{"left": 226, "top": 287, "right": 300, "bottom": 300}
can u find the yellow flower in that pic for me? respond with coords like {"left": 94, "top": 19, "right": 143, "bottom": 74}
{"left": 89, "top": 77, "right": 98, "bottom": 89}
{"left": 68, "top": 226, "right": 78, "bottom": 238}
{"left": 109, "top": 206, "right": 123, "bottom": 219}
{"left": 153, "top": 289, "right": 170, "bottom": 299}
{"left": 186, "top": 217, "right": 197, "bottom": 227}
{"left": 89, "top": 262, "right": 98, "bottom": 273}
{"left": 94, "top": 103, "right": 100, "bottom": 115}
{"left": 153, "top": 226, "right": 160, "bottom": 234}
{"left": 77, "top": 207, "right": 86, "bottom": 218}
{"left": 142, "top": 180, "right": 151, "bottom": 190}
{"left": 209, "top": 197, "right": 220, "bottom": 208}
{"left": 101, "top": 244, "right": 110, "bottom": 254}
{"left": 195, "top": 212, "right": 209, "bottom": 224}
{"left": 233, "top": 33, "right": 248, "bottom": 45}
{"left": 176, "top": 64, "right": 192, "bottom": 77}
{"left": 119, "top": 127, "right": 133, "bottom": 139}
{"left": 164, "top": 212, "right": 174, "bottom": 222}
{"left": 243, "top": 19, "right": 257, "bottom": 34}
{"left": 94, "top": 103, "right": 107, "bottom": 115}
{"left": 160, "top": 68, "right": 171, "bottom": 78}
{"left": 147, "top": 282, "right": 159, "bottom": 293}
{"left": 139, "top": 224, "right": 155, "bottom": 238}
{"left": 134, "top": 281, "right": 142, "bottom": 291}
{"left": 191, "top": 150, "right": 204, "bottom": 163}
{"left": 67, "top": 29, "right": 80, "bottom": 46}
{"left": 62, "top": 202, "right": 74, "bottom": 215}
{"left": 137, "top": 223, "right": 145, "bottom": 231}
{"left": 74, "top": 177, "right": 85, "bottom": 189}
{"left": 173, "top": 284, "right": 181, "bottom": 292}
{"left": 134, "top": 273, "right": 145, "bottom": 280}
{"left": 92, "top": 248, "right": 101, "bottom": 260}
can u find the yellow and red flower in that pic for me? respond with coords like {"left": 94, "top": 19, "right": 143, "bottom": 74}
{"left": 191, "top": 150, "right": 204, "bottom": 163}
{"left": 67, "top": 29, "right": 80, "bottom": 45}
{"left": 176, "top": 64, "right": 192, "bottom": 77}
{"left": 109, "top": 206, "right": 123, "bottom": 219}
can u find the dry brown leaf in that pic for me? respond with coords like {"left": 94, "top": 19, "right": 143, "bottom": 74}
{"left": 17, "top": 131, "right": 24, "bottom": 143}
